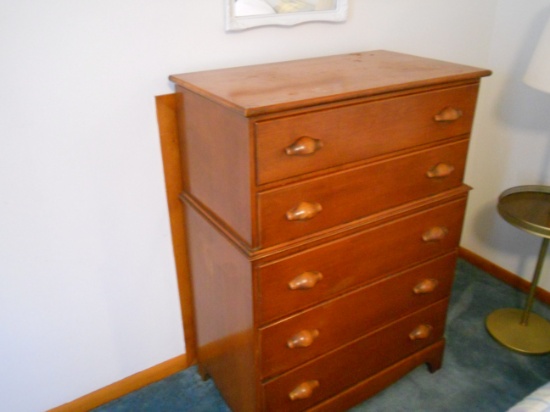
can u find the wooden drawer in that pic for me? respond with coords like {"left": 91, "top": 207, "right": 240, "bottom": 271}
{"left": 257, "top": 139, "right": 468, "bottom": 247}
{"left": 260, "top": 252, "right": 456, "bottom": 378}
{"left": 262, "top": 299, "right": 448, "bottom": 412}
{"left": 255, "top": 84, "right": 479, "bottom": 184}
{"left": 258, "top": 196, "right": 466, "bottom": 324}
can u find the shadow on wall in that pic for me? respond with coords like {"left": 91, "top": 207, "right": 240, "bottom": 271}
{"left": 495, "top": 7, "right": 550, "bottom": 185}
{"left": 472, "top": 6, "right": 550, "bottom": 280}
{"left": 471, "top": 196, "right": 544, "bottom": 279}
{"left": 497, "top": 7, "right": 550, "bottom": 132}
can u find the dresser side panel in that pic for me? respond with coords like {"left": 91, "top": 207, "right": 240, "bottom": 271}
{"left": 185, "top": 206, "right": 256, "bottom": 411}
{"left": 177, "top": 88, "right": 253, "bottom": 245}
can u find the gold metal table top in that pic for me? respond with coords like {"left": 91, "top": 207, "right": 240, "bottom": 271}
{"left": 498, "top": 185, "right": 550, "bottom": 239}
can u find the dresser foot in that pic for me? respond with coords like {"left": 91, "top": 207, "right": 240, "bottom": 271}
{"left": 425, "top": 338, "right": 445, "bottom": 373}
{"left": 197, "top": 364, "right": 210, "bottom": 381}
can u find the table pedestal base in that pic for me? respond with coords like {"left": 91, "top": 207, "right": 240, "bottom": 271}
{"left": 486, "top": 308, "right": 550, "bottom": 354}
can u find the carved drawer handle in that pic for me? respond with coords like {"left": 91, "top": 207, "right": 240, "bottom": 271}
{"left": 287, "top": 329, "right": 320, "bottom": 349}
{"left": 288, "top": 271, "right": 323, "bottom": 290}
{"left": 285, "top": 136, "right": 323, "bottom": 156}
{"left": 289, "top": 380, "right": 320, "bottom": 401}
{"left": 409, "top": 324, "right": 434, "bottom": 341}
{"left": 434, "top": 106, "right": 463, "bottom": 122}
{"left": 427, "top": 163, "right": 455, "bottom": 178}
{"left": 413, "top": 278, "right": 439, "bottom": 294}
{"left": 286, "top": 201, "right": 322, "bottom": 221}
{"left": 422, "top": 226, "right": 449, "bottom": 242}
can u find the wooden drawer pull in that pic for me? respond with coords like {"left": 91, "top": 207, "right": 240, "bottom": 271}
{"left": 288, "top": 271, "right": 323, "bottom": 290}
{"left": 427, "top": 162, "right": 455, "bottom": 178}
{"left": 434, "top": 106, "right": 463, "bottom": 122}
{"left": 422, "top": 226, "right": 448, "bottom": 242}
{"left": 286, "top": 201, "right": 322, "bottom": 221}
{"left": 409, "top": 324, "right": 433, "bottom": 341}
{"left": 413, "top": 278, "right": 439, "bottom": 294}
{"left": 285, "top": 136, "right": 323, "bottom": 156}
{"left": 289, "top": 380, "right": 320, "bottom": 401}
{"left": 287, "top": 329, "right": 320, "bottom": 349}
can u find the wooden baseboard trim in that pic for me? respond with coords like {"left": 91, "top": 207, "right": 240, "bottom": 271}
{"left": 458, "top": 247, "right": 550, "bottom": 306}
{"left": 48, "top": 354, "right": 187, "bottom": 412}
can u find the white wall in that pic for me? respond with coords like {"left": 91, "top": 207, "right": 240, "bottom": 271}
{"left": 3, "top": 1, "right": 545, "bottom": 411}
{"left": 461, "top": 0, "right": 550, "bottom": 292}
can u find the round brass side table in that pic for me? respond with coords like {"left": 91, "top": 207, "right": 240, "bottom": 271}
{"left": 486, "top": 185, "right": 550, "bottom": 354}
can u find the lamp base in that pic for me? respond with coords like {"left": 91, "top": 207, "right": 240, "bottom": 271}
{"left": 486, "top": 308, "right": 550, "bottom": 354}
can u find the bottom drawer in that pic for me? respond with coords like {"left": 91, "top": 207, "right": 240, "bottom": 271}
{"left": 262, "top": 299, "right": 449, "bottom": 412}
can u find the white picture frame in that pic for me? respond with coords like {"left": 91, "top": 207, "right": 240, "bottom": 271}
{"left": 225, "top": 0, "right": 348, "bottom": 32}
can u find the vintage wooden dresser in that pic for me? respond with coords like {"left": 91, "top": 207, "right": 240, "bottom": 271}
{"left": 169, "top": 51, "right": 490, "bottom": 411}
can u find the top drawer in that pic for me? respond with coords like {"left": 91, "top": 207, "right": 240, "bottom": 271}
{"left": 255, "top": 84, "right": 479, "bottom": 185}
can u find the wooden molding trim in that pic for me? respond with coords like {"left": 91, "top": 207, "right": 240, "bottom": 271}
{"left": 48, "top": 354, "right": 187, "bottom": 412}
{"left": 156, "top": 93, "right": 198, "bottom": 364}
{"left": 458, "top": 247, "right": 550, "bottom": 305}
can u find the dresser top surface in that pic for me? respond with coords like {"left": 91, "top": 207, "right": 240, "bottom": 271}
{"left": 169, "top": 50, "right": 491, "bottom": 117}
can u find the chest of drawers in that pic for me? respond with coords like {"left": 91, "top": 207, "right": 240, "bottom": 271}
{"left": 169, "top": 51, "right": 490, "bottom": 411}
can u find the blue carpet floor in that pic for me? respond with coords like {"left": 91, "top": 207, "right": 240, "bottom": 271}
{"left": 93, "top": 259, "right": 550, "bottom": 412}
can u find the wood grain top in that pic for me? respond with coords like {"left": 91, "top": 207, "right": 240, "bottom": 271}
{"left": 169, "top": 50, "right": 491, "bottom": 117}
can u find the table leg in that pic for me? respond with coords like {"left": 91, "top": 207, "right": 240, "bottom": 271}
{"left": 521, "top": 237, "right": 549, "bottom": 325}
{"left": 485, "top": 239, "right": 550, "bottom": 354}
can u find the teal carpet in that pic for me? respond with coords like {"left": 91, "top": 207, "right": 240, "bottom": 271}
{"left": 94, "top": 259, "right": 550, "bottom": 412}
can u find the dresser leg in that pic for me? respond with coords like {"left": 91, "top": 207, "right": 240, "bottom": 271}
{"left": 425, "top": 339, "right": 445, "bottom": 373}
{"left": 197, "top": 363, "right": 210, "bottom": 381}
